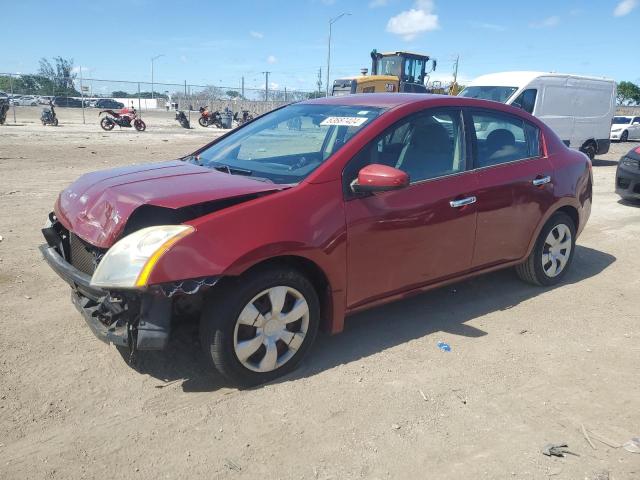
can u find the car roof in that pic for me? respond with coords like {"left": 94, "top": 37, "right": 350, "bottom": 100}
{"left": 301, "top": 93, "right": 453, "bottom": 109}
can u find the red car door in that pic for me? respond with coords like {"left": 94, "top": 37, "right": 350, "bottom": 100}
{"left": 343, "top": 108, "right": 479, "bottom": 308}
{"left": 467, "top": 109, "right": 555, "bottom": 268}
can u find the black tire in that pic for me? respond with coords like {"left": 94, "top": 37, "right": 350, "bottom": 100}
{"left": 200, "top": 267, "right": 320, "bottom": 387}
{"left": 134, "top": 119, "right": 146, "bottom": 132}
{"left": 198, "top": 117, "right": 208, "bottom": 127}
{"left": 100, "top": 117, "right": 114, "bottom": 131}
{"left": 582, "top": 143, "right": 596, "bottom": 161}
{"left": 620, "top": 130, "right": 628, "bottom": 142}
{"left": 516, "top": 212, "right": 576, "bottom": 286}
{"left": 53, "top": 118, "right": 58, "bottom": 126}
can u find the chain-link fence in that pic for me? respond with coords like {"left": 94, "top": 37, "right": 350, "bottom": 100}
{"left": 0, "top": 72, "right": 325, "bottom": 124}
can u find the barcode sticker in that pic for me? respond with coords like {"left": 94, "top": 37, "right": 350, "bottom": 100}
{"left": 320, "top": 116, "right": 368, "bottom": 127}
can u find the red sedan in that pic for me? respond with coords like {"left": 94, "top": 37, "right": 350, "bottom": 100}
{"left": 41, "top": 94, "right": 592, "bottom": 385}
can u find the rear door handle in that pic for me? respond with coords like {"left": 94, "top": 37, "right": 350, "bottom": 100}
{"left": 449, "top": 196, "right": 477, "bottom": 208}
{"left": 532, "top": 175, "right": 551, "bottom": 186}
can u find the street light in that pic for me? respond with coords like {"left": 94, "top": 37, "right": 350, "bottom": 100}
{"left": 151, "top": 54, "right": 164, "bottom": 100}
{"left": 326, "top": 12, "right": 351, "bottom": 96}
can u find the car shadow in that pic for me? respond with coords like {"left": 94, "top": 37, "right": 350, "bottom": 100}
{"left": 592, "top": 159, "right": 618, "bottom": 167}
{"left": 128, "top": 245, "right": 615, "bottom": 392}
{"left": 618, "top": 198, "right": 640, "bottom": 207}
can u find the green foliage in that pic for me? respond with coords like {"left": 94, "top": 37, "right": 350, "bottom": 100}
{"left": 617, "top": 81, "right": 640, "bottom": 105}
{"left": 226, "top": 90, "right": 241, "bottom": 98}
{"left": 0, "top": 74, "right": 78, "bottom": 96}
{"left": 38, "top": 57, "right": 78, "bottom": 95}
{"left": 112, "top": 90, "right": 130, "bottom": 98}
{"left": 306, "top": 91, "right": 326, "bottom": 99}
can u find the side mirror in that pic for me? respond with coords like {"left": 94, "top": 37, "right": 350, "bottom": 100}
{"left": 351, "top": 164, "right": 409, "bottom": 194}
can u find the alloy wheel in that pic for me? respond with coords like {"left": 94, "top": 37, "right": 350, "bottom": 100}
{"left": 233, "top": 286, "right": 310, "bottom": 373}
{"left": 542, "top": 224, "right": 572, "bottom": 277}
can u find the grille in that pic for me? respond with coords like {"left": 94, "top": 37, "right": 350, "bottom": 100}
{"left": 69, "top": 233, "right": 98, "bottom": 275}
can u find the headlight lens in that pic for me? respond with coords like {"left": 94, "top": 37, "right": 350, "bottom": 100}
{"left": 90, "top": 225, "right": 194, "bottom": 289}
{"left": 611, "top": 128, "right": 622, "bottom": 132}
{"left": 621, "top": 156, "right": 639, "bottom": 168}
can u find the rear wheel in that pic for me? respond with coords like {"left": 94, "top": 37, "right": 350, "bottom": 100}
{"left": 621, "top": 130, "right": 629, "bottom": 142}
{"left": 198, "top": 117, "right": 208, "bottom": 127}
{"left": 100, "top": 117, "right": 114, "bottom": 131}
{"left": 200, "top": 267, "right": 320, "bottom": 387}
{"left": 53, "top": 118, "right": 58, "bottom": 126}
{"left": 516, "top": 212, "right": 576, "bottom": 286}
{"left": 582, "top": 143, "right": 596, "bottom": 161}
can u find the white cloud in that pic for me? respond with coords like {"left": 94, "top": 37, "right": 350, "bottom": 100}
{"left": 267, "top": 55, "right": 277, "bottom": 64}
{"left": 471, "top": 21, "right": 506, "bottom": 32}
{"left": 369, "top": 0, "right": 388, "bottom": 7}
{"left": 249, "top": 31, "right": 264, "bottom": 39}
{"left": 269, "top": 82, "right": 279, "bottom": 90}
{"left": 614, "top": 0, "right": 638, "bottom": 16}
{"left": 386, "top": 0, "right": 439, "bottom": 41}
{"left": 529, "top": 15, "right": 560, "bottom": 28}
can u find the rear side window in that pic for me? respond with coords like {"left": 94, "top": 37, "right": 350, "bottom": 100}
{"left": 470, "top": 111, "right": 541, "bottom": 167}
{"left": 512, "top": 89, "right": 537, "bottom": 114}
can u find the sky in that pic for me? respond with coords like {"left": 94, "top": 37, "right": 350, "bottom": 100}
{"left": 1, "top": 0, "right": 639, "bottom": 93}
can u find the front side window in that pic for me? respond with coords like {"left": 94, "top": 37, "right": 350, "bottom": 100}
{"left": 470, "top": 111, "right": 540, "bottom": 167}
{"left": 377, "top": 56, "right": 402, "bottom": 77}
{"left": 458, "top": 86, "right": 518, "bottom": 103}
{"left": 633, "top": 117, "right": 640, "bottom": 125}
{"left": 194, "top": 104, "right": 383, "bottom": 184}
{"left": 512, "top": 89, "right": 537, "bottom": 114}
{"left": 344, "top": 109, "right": 466, "bottom": 188}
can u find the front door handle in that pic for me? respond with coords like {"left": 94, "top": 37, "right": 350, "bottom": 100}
{"left": 449, "top": 196, "right": 477, "bottom": 208}
{"left": 532, "top": 175, "right": 551, "bottom": 186}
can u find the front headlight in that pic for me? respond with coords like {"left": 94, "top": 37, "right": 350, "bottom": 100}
{"left": 621, "top": 157, "right": 639, "bottom": 168}
{"left": 90, "top": 225, "right": 194, "bottom": 289}
{"left": 611, "top": 127, "right": 622, "bottom": 132}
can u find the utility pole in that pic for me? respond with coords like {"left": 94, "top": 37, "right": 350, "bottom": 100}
{"left": 317, "top": 67, "right": 322, "bottom": 94}
{"left": 151, "top": 54, "right": 164, "bottom": 100}
{"left": 241, "top": 76, "right": 245, "bottom": 98}
{"left": 450, "top": 55, "right": 460, "bottom": 95}
{"left": 262, "top": 71, "right": 270, "bottom": 101}
{"left": 326, "top": 13, "right": 350, "bottom": 96}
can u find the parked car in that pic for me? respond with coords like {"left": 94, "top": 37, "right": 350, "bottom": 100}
{"left": 40, "top": 94, "right": 592, "bottom": 386}
{"left": 610, "top": 116, "right": 640, "bottom": 142}
{"left": 94, "top": 99, "right": 125, "bottom": 109}
{"left": 53, "top": 96, "right": 83, "bottom": 108}
{"left": 459, "top": 72, "right": 616, "bottom": 160}
{"left": 39, "top": 96, "right": 54, "bottom": 105}
{"left": 616, "top": 145, "right": 640, "bottom": 201}
{"left": 14, "top": 96, "right": 39, "bottom": 106}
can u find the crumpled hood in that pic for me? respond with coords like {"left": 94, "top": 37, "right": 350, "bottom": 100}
{"left": 54, "top": 160, "right": 284, "bottom": 248}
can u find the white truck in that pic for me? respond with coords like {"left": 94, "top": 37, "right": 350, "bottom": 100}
{"left": 459, "top": 71, "right": 617, "bottom": 159}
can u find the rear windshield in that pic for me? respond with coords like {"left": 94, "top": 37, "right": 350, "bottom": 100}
{"left": 612, "top": 116, "right": 632, "bottom": 124}
{"left": 192, "top": 104, "right": 383, "bottom": 184}
{"left": 458, "top": 86, "right": 518, "bottom": 103}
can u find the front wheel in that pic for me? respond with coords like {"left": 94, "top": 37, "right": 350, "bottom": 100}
{"left": 516, "top": 212, "right": 576, "bottom": 286}
{"left": 53, "top": 118, "right": 58, "bottom": 126}
{"left": 134, "top": 119, "right": 146, "bottom": 131}
{"left": 582, "top": 143, "right": 595, "bottom": 161}
{"left": 200, "top": 268, "right": 320, "bottom": 387}
{"left": 620, "top": 131, "right": 629, "bottom": 142}
{"left": 100, "top": 117, "right": 114, "bottom": 131}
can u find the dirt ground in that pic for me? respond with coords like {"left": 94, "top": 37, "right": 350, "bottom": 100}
{"left": 1, "top": 107, "right": 639, "bottom": 480}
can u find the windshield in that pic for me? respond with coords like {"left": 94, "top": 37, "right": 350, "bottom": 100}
{"left": 376, "top": 55, "right": 402, "bottom": 77}
{"left": 193, "top": 104, "right": 383, "bottom": 184}
{"left": 458, "top": 86, "right": 518, "bottom": 103}
{"left": 612, "top": 116, "right": 632, "bottom": 125}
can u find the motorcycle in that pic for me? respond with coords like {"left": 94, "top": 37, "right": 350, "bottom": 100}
{"left": 198, "top": 106, "right": 222, "bottom": 128}
{"left": 233, "top": 109, "right": 254, "bottom": 127}
{"left": 99, "top": 108, "right": 146, "bottom": 132}
{"left": 0, "top": 97, "right": 9, "bottom": 125}
{"left": 41, "top": 106, "right": 58, "bottom": 126}
{"left": 175, "top": 110, "right": 190, "bottom": 129}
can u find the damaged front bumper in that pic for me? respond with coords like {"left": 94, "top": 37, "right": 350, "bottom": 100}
{"left": 40, "top": 244, "right": 172, "bottom": 351}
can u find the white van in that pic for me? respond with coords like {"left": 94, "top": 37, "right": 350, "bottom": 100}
{"left": 459, "top": 72, "right": 617, "bottom": 159}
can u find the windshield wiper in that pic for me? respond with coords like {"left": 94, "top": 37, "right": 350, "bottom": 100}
{"left": 212, "top": 163, "right": 253, "bottom": 176}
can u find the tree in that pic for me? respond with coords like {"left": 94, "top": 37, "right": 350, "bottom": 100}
{"left": 112, "top": 90, "right": 130, "bottom": 98}
{"left": 226, "top": 90, "right": 241, "bottom": 98}
{"left": 38, "top": 57, "right": 78, "bottom": 95}
{"left": 616, "top": 81, "right": 640, "bottom": 105}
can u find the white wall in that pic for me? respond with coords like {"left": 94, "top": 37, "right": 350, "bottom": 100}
{"left": 113, "top": 98, "right": 159, "bottom": 109}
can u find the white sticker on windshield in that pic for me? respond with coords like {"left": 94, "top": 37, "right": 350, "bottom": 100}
{"left": 320, "top": 116, "right": 368, "bottom": 127}
{"left": 357, "top": 110, "right": 370, "bottom": 115}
